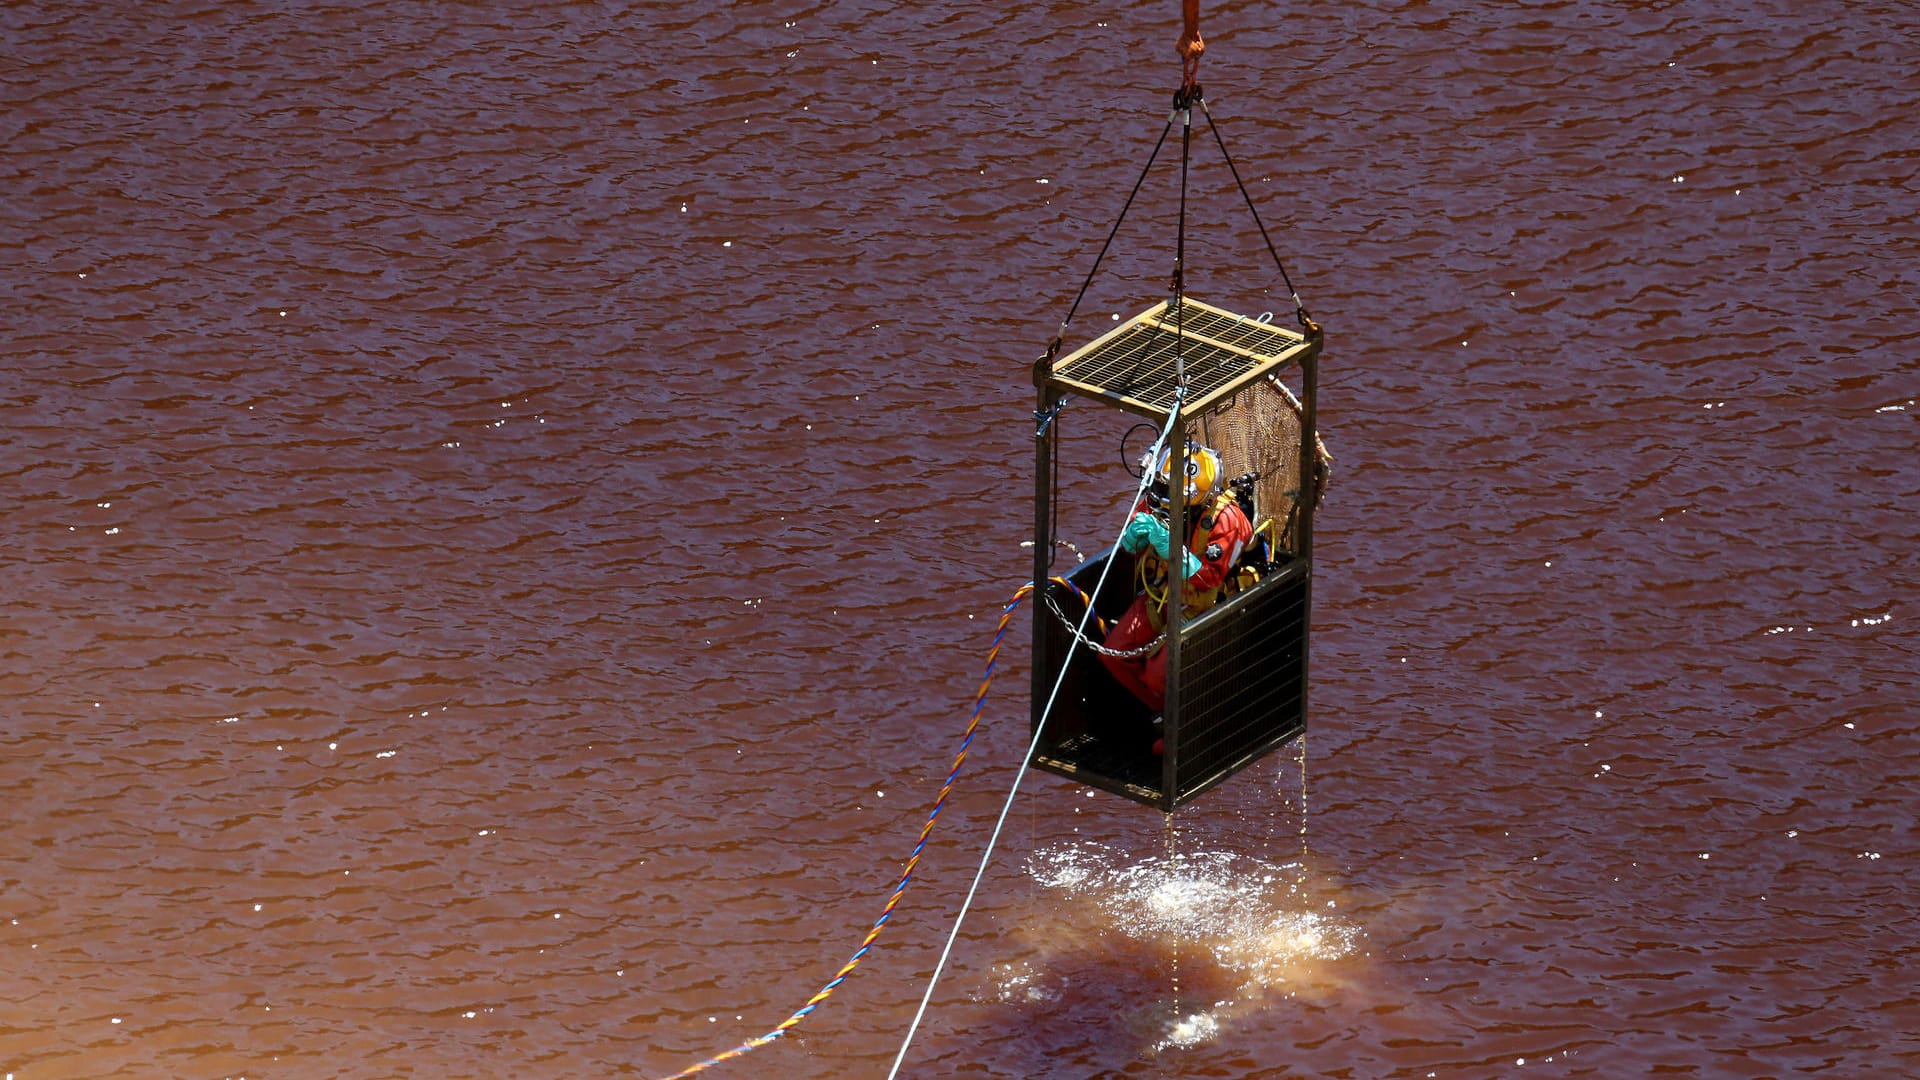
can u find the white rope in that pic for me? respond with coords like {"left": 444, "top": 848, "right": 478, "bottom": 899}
{"left": 884, "top": 396, "right": 1182, "bottom": 1079}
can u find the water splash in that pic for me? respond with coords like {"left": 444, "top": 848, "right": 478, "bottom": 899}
{"left": 987, "top": 960, "right": 1059, "bottom": 1005}
{"left": 1156, "top": 1010, "right": 1220, "bottom": 1051}
{"left": 1031, "top": 844, "right": 1359, "bottom": 987}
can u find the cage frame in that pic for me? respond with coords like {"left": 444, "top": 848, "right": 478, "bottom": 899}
{"left": 1030, "top": 295, "right": 1323, "bottom": 812}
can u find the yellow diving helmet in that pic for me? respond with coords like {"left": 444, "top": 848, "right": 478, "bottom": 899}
{"left": 1153, "top": 441, "right": 1223, "bottom": 505}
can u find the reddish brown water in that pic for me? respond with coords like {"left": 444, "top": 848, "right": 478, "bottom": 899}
{"left": 4, "top": 3, "right": 1917, "bottom": 1078}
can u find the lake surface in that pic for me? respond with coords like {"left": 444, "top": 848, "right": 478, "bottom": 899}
{"left": 3, "top": 1, "right": 1916, "bottom": 1077}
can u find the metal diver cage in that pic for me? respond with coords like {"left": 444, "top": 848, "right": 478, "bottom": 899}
{"left": 1030, "top": 296, "right": 1324, "bottom": 811}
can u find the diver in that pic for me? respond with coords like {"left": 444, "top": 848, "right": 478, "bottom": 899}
{"left": 1100, "top": 440, "right": 1252, "bottom": 723}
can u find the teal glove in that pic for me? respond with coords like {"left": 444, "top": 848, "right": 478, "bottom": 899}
{"left": 1141, "top": 514, "right": 1173, "bottom": 559}
{"left": 1120, "top": 512, "right": 1158, "bottom": 555}
{"left": 1123, "top": 512, "right": 1202, "bottom": 579}
{"left": 1179, "top": 546, "right": 1202, "bottom": 580}
{"left": 1138, "top": 512, "right": 1173, "bottom": 558}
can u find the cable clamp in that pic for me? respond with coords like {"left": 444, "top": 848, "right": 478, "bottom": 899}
{"left": 1033, "top": 400, "right": 1065, "bottom": 437}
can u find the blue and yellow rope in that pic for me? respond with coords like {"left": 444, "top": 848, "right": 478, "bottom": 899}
{"left": 658, "top": 578, "right": 1093, "bottom": 1079}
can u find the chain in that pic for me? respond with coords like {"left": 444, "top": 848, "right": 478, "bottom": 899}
{"left": 1044, "top": 590, "right": 1163, "bottom": 659}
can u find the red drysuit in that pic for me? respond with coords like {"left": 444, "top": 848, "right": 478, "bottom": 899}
{"left": 1100, "top": 492, "right": 1252, "bottom": 713}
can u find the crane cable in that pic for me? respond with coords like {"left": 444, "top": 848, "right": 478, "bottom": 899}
{"left": 1195, "top": 93, "right": 1315, "bottom": 331}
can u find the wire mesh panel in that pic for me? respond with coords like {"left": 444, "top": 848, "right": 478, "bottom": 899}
{"left": 1172, "top": 559, "right": 1311, "bottom": 806}
{"left": 1029, "top": 556, "right": 1312, "bottom": 811}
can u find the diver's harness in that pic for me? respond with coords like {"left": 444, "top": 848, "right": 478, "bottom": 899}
{"left": 1138, "top": 470, "right": 1285, "bottom": 630}
{"left": 1136, "top": 488, "right": 1243, "bottom": 630}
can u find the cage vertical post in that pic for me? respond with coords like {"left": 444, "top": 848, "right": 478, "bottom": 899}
{"left": 1031, "top": 367, "right": 1060, "bottom": 740}
{"left": 1160, "top": 418, "right": 1187, "bottom": 811}
{"left": 1294, "top": 336, "right": 1319, "bottom": 738}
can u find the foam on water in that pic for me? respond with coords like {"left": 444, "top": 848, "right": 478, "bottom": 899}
{"left": 1031, "top": 843, "right": 1359, "bottom": 985}
{"left": 1022, "top": 840, "right": 1363, "bottom": 1052}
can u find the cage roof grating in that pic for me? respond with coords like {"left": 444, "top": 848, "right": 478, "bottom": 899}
{"left": 1048, "top": 297, "right": 1309, "bottom": 418}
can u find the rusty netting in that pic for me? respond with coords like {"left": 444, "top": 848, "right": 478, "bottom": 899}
{"left": 1193, "top": 373, "right": 1330, "bottom": 555}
